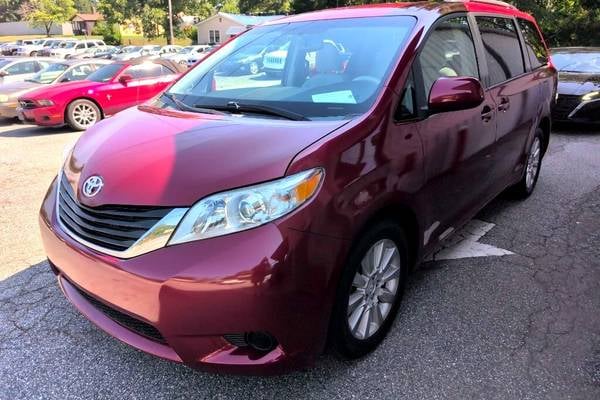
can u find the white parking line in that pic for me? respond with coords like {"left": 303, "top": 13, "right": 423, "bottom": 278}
{"left": 425, "top": 219, "right": 514, "bottom": 261}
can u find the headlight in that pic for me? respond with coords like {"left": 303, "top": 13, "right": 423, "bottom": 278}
{"left": 37, "top": 99, "right": 54, "bottom": 107}
{"left": 582, "top": 91, "right": 600, "bottom": 101}
{"left": 168, "top": 168, "right": 324, "bottom": 245}
{"left": 0, "top": 94, "right": 8, "bottom": 103}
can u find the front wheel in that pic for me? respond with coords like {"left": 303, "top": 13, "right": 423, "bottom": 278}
{"left": 30, "top": 51, "right": 38, "bottom": 57}
{"left": 249, "top": 61, "right": 260, "bottom": 75}
{"left": 329, "top": 221, "right": 408, "bottom": 359}
{"left": 66, "top": 99, "right": 101, "bottom": 131}
{"left": 508, "top": 128, "right": 543, "bottom": 198}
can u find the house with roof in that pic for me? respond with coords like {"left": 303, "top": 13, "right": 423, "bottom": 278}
{"left": 70, "top": 13, "right": 104, "bottom": 36}
{"left": 195, "top": 12, "right": 284, "bottom": 45}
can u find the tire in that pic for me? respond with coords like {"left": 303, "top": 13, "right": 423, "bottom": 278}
{"left": 66, "top": 99, "right": 101, "bottom": 131}
{"left": 329, "top": 221, "right": 409, "bottom": 359}
{"left": 30, "top": 51, "right": 37, "bottom": 57}
{"left": 508, "top": 128, "right": 544, "bottom": 199}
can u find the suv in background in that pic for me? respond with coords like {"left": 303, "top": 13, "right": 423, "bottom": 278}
{"left": 50, "top": 40, "right": 106, "bottom": 59}
{"left": 14, "top": 39, "right": 54, "bottom": 57}
{"left": 40, "top": 0, "right": 556, "bottom": 374}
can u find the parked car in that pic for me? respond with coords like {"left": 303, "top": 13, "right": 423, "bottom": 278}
{"left": 551, "top": 47, "right": 600, "bottom": 124}
{"left": 216, "top": 44, "right": 266, "bottom": 75}
{"left": 18, "top": 59, "right": 185, "bottom": 130}
{"left": 112, "top": 45, "right": 162, "bottom": 61}
{"left": 39, "top": 40, "right": 68, "bottom": 57}
{"left": 14, "top": 38, "right": 54, "bottom": 57}
{"left": 0, "top": 57, "right": 54, "bottom": 85}
{"left": 51, "top": 40, "right": 106, "bottom": 59}
{"left": 2, "top": 39, "right": 37, "bottom": 55}
{"left": 39, "top": 0, "right": 555, "bottom": 374}
{"left": 0, "top": 42, "right": 16, "bottom": 56}
{"left": 0, "top": 59, "right": 110, "bottom": 119}
{"left": 160, "top": 45, "right": 183, "bottom": 55}
{"left": 262, "top": 42, "right": 290, "bottom": 76}
{"left": 163, "top": 45, "right": 210, "bottom": 66}
{"left": 69, "top": 46, "right": 117, "bottom": 60}
{"left": 185, "top": 45, "right": 213, "bottom": 67}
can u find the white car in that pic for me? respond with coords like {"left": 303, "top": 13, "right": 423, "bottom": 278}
{"left": 186, "top": 45, "right": 213, "bottom": 67}
{"left": 14, "top": 39, "right": 55, "bottom": 57}
{"left": 0, "top": 57, "right": 55, "bottom": 84}
{"left": 50, "top": 40, "right": 106, "bottom": 59}
{"left": 112, "top": 45, "right": 162, "bottom": 61}
{"left": 163, "top": 45, "right": 209, "bottom": 66}
{"left": 160, "top": 45, "right": 183, "bottom": 56}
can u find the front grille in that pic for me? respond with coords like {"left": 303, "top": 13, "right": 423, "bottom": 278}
{"left": 70, "top": 280, "right": 166, "bottom": 343}
{"left": 57, "top": 175, "right": 172, "bottom": 252}
{"left": 223, "top": 333, "right": 248, "bottom": 347}
{"left": 18, "top": 99, "right": 36, "bottom": 109}
{"left": 265, "top": 56, "right": 283, "bottom": 65}
{"left": 553, "top": 94, "right": 581, "bottom": 120}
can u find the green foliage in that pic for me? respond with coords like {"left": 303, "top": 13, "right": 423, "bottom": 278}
{"left": 0, "top": 0, "right": 24, "bottom": 22}
{"left": 239, "top": 0, "right": 291, "bottom": 14}
{"left": 91, "top": 20, "right": 122, "bottom": 45}
{"left": 19, "top": 0, "right": 77, "bottom": 36}
{"left": 512, "top": 0, "right": 600, "bottom": 47}
{"left": 182, "top": 24, "right": 197, "bottom": 44}
{"left": 74, "top": 0, "right": 94, "bottom": 13}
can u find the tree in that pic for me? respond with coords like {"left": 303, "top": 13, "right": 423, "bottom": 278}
{"left": 0, "top": 0, "right": 24, "bottom": 22}
{"left": 19, "top": 0, "right": 77, "bottom": 37}
{"left": 239, "top": 0, "right": 291, "bottom": 14}
{"left": 74, "top": 0, "right": 94, "bottom": 13}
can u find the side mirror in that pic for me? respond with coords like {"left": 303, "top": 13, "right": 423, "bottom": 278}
{"left": 428, "top": 77, "right": 484, "bottom": 114}
{"left": 0, "top": 70, "right": 8, "bottom": 77}
{"left": 118, "top": 74, "right": 133, "bottom": 85}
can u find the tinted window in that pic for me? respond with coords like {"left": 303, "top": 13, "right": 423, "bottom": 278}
{"left": 6, "top": 61, "right": 36, "bottom": 75}
{"left": 126, "top": 63, "right": 163, "bottom": 79}
{"left": 87, "top": 63, "right": 123, "bottom": 82}
{"left": 517, "top": 19, "right": 548, "bottom": 69}
{"left": 418, "top": 16, "right": 479, "bottom": 96}
{"left": 476, "top": 17, "right": 525, "bottom": 85}
{"left": 396, "top": 70, "right": 416, "bottom": 121}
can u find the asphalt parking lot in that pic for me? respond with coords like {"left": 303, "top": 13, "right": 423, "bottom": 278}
{"left": 0, "top": 120, "right": 599, "bottom": 399}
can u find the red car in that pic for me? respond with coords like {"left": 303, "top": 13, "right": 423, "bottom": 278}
{"left": 18, "top": 59, "right": 184, "bottom": 130}
{"left": 40, "top": 1, "right": 556, "bottom": 374}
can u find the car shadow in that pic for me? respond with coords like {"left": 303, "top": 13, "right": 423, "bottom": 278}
{"left": 0, "top": 123, "right": 74, "bottom": 137}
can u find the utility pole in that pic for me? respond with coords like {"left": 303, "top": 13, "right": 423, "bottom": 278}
{"left": 167, "top": 0, "right": 174, "bottom": 45}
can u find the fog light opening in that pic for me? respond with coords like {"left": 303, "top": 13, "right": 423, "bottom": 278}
{"left": 245, "top": 331, "right": 278, "bottom": 352}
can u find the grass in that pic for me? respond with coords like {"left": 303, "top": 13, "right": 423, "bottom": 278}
{"left": 0, "top": 34, "right": 192, "bottom": 46}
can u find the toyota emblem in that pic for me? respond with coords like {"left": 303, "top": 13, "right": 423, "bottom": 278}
{"left": 82, "top": 176, "right": 104, "bottom": 198}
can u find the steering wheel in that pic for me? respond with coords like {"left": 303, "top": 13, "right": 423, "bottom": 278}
{"left": 352, "top": 75, "right": 380, "bottom": 85}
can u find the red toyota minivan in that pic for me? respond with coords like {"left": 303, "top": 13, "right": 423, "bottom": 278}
{"left": 39, "top": 1, "right": 556, "bottom": 374}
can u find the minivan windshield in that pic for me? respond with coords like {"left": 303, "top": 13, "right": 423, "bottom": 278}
{"left": 166, "top": 16, "right": 415, "bottom": 120}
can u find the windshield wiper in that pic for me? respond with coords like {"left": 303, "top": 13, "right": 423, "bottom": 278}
{"left": 194, "top": 101, "right": 309, "bottom": 121}
{"left": 162, "top": 93, "right": 225, "bottom": 115}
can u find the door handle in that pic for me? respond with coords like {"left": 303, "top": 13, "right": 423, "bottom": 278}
{"left": 498, "top": 97, "right": 510, "bottom": 112}
{"left": 481, "top": 105, "right": 494, "bottom": 122}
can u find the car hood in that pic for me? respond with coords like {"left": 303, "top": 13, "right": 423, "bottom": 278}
{"left": 21, "top": 79, "right": 100, "bottom": 100}
{"left": 0, "top": 81, "right": 41, "bottom": 99}
{"left": 557, "top": 72, "right": 600, "bottom": 95}
{"left": 63, "top": 106, "right": 349, "bottom": 207}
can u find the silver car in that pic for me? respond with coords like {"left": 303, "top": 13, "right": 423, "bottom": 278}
{"left": 0, "top": 57, "right": 55, "bottom": 84}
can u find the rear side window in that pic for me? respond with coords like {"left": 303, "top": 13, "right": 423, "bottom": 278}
{"left": 476, "top": 16, "right": 525, "bottom": 85}
{"left": 418, "top": 16, "right": 479, "bottom": 97}
{"left": 517, "top": 18, "right": 548, "bottom": 69}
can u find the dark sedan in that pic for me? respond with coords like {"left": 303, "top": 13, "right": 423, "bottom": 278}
{"left": 551, "top": 47, "right": 600, "bottom": 124}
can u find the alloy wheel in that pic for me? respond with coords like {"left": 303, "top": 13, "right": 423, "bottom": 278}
{"left": 525, "top": 137, "right": 541, "bottom": 190}
{"left": 347, "top": 239, "right": 401, "bottom": 340}
{"left": 72, "top": 103, "right": 98, "bottom": 127}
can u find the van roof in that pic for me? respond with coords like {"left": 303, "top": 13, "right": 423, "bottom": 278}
{"left": 264, "top": 1, "right": 535, "bottom": 26}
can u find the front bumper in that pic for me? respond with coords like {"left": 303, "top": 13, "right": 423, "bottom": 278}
{"left": 553, "top": 95, "right": 600, "bottom": 123}
{"left": 17, "top": 106, "right": 64, "bottom": 126}
{"left": 40, "top": 178, "right": 347, "bottom": 374}
{"left": 0, "top": 102, "right": 18, "bottom": 118}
